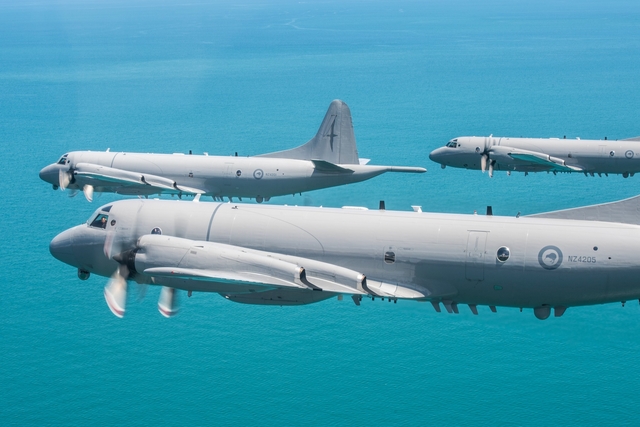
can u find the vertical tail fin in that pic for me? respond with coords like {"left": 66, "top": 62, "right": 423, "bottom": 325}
{"left": 257, "top": 99, "right": 360, "bottom": 164}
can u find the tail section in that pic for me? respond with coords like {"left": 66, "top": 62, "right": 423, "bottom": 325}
{"left": 257, "top": 100, "right": 360, "bottom": 165}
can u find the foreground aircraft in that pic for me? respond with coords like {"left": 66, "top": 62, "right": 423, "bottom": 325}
{"left": 50, "top": 194, "right": 640, "bottom": 320}
{"left": 429, "top": 135, "right": 640, "bottom": 177}
{"left": 39, "top": 100, "right": 425, "bottom": 202}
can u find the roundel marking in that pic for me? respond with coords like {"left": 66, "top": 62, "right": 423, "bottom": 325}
{"left": 538, "top": 245, "right": 563, "bottom": 270}
{"left": 626, "top": 150, "right": 634, "bottom": 159}
{"left": 253, "top": 169, "right": 264, "bottom": 179}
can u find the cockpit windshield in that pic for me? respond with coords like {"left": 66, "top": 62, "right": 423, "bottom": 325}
{"left": 446, "top": 139, "right": 458, "bottom": 148}
{"left": 57, "top": 154, "right": 69, "bottom": 165}
{"left": 89, "top": 214, "right": 109, "bottom": 229}
{"left": 87, "top": 205, "right": 112, "bottom": 229}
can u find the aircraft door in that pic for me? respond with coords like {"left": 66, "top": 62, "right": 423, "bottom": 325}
{"left": 465, "top": 231, "right": 488, "bottom": 281}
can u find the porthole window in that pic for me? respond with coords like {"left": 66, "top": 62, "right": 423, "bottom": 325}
{"left": 151, "top": 227, "right": 162, "bottom": 235}
{"left": 496, "top": 246, "right": 510, "bottom": 262}
{"left": 236, "top": 170, "right": 242, "bottom": 177}
{"left": 384, "top": 251, "right": 396, "bottom": 264}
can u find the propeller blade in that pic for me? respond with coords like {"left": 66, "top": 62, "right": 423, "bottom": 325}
{"left": 158, "top": 286, "right": 179, "bottom": 318}
{"left": 67, "top": 189, "right": 79, "bottom": 198}
{"left": 103, "top": 230, "right": 116, "bottom": 259}
{"left": 481, "top": 154, "right": 488, "bottom": 173}
{"left": 83, "top": 185, "right": 94, "bottom": 202}
{"left": 489, "top": 161, "right": 494, "bottom": 178}
{"left": 104, "top": 265, "right": 129, "bottom": 318}
{"left": 59, "top": 169, "right": 71, "bottom": 191}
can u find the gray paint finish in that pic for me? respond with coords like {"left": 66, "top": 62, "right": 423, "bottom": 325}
{"left": 49, "top": 195, "right": 640, "bottom": 319}
{"left": 430, "top": 135, "right": 640, "bottom": 177}
{"left": 39, "top": 100, "right": 425, "bottom": 202}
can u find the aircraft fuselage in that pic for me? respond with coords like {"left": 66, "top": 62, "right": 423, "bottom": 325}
{"left": 51, "top": 199, "right": 640, "bottom": 314}
{"left": 40, "top": 151, "right": 416, "bottom": 201}
{"left": 430, "top": 136, "right": 640, "bottom": 176}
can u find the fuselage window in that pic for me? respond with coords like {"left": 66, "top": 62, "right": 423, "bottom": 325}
{"left": 89, "top": 214, "right": 109, "bottom": 229}
{"left": 496, "top": 247, "right": 510, "bottom": 262}
{"left": 384, "top": 251, "right": 396, "bottom": 264}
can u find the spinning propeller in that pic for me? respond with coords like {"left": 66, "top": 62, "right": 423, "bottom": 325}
{"left": 102, "top": 232, "right": 178, "bottom": 318}
{"left": 479, "top": 135, "right": 496, "bottom": 178}
{"left": 58, "top": 165, "right": 98, "bottom": 202}
{"left": 58, "top": 167, "right": 73, "bottom": 191}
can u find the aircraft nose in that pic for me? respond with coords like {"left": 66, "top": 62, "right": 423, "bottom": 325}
{"left": 429, "top": 147, "right": 445, "bottom": 163}
{"left": 39, "top": 164, "right": 60, "bottom": 186}
{"left": 50, "top": 228, "right": 77, "bottom": 266}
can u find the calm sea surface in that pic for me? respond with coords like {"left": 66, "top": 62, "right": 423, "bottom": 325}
{"left": 2, "top": 1, "right": 640, "bottom": 425}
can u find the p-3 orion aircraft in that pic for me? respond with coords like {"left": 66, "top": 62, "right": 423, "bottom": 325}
{"left": 50, "top": 194, "right": 640, "bottom": 320}
{"left": 429, "top": 135, "right": 640, "bottom": 177}
{"left": 39, "top": 100, "right": 425, "bottom": 203}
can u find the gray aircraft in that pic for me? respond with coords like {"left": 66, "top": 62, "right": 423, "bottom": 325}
{"left": 39, "top": 100, "right": 425, "bottom": 203}
{"left": 429, "top": 135, "right": 640, "bottom": 177}
{"left": 49, "top": 194, "right": 640, "bottom": 320}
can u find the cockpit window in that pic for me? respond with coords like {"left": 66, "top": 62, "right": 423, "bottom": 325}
{"left": 101, "top": 205, "right": 112, "bottom": 212}
{"left": 89, "top": 214, "right": 109, "bottom": 229}
{"left": 446, "top": 140, "right": 458, "bottom": 148}
{"left": 57, "top": 154, "right": 69, "bottom": 165}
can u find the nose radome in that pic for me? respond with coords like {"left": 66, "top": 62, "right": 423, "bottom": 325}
{"left": 39, "top": 164, "right": 60, "bottom": 185}
{"left": 429, "top": 147, "right": 444, "bottom": 162}
{"left": 49, "top": 229, "right": 75, "bottom": 265}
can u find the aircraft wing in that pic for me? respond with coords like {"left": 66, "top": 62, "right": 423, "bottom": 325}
{"left": 133, "top": 234, "right": 425, "bottom": 299}
{"left": 73, "top": 163, "right": 205, "bottom": 194}
{"left": 506, "top": 150, "right": 583, "bottom": 172}
{"left": 144, "top": 267, "right": 309, "bottom": 289}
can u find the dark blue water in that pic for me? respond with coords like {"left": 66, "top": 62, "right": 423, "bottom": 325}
{"left": 3, "top": 1, "right": 640, "bottom": 425}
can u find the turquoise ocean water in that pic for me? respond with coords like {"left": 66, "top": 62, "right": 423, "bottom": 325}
{"left": 3, "top": 1, "right": 640, "bottom": 424}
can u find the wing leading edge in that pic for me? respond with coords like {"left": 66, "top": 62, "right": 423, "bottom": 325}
{"left": 132, "top": 234, "right": 426, "bottom": 301}
{"left": 506, "top": 151, "right": 583, "bottom": 172}
{"left": 74, "top": 163, "right": 205, "bottom": 195}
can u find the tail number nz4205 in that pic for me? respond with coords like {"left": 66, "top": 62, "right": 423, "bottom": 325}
{"left": 568, "top": 256, "right": 596, "bottom": 263}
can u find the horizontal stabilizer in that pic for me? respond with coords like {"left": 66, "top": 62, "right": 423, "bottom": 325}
{"left": 622, "top": 136, "right": 640, "bottom": 141}
{"left": 311, "top": 160, "right": 353, "bottom": 174}
{"left": 529, "top": 194, "right": 640, "bottom": 225}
